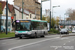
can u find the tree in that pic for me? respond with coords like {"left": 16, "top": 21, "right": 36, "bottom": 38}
{"left": 0, "top": 3, "right": 2, "bottom": 32}
{"left": 42, "top": 15, "right": 56, "bottom": 28}
{"left": 66, "top": 8, "right": 75, "bottom": 20}
{"left": 56, "top": 16, "right": 59, "bottom": 26}
{"left": 51, "top": 17, "right": 56, "bottom": 28}
{"left": 47, "top": 16, "right": 56, "bottom": 28}
{"left": 42, "top": 15, "right": 46, "bottom": 20}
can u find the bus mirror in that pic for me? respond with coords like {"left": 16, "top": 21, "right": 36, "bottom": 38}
{"left": 12, "top": 21, "right": 15, "bottom": 27}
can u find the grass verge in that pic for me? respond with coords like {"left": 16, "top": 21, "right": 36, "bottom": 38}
{"left": 0, "top": 32, "right": 15, "bottom": 38}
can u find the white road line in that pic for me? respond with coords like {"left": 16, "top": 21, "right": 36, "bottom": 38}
{"left": 61, "top": 38, "right": 69, "bottom": 40}
{"left": 55, "top": 47, "right": 58, "bottom": 50}
{"left": 8, "top": 37, "right": 59, "bottom": 50}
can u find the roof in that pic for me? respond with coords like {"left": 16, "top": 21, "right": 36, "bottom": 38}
{"left": 14, "top": 5, "right": 35, "bottom": 15}
{"left": 0, "top": 1, "right": 13, "bottom": 12}
{"left": 0, "top": 1, "right": 6, "bottom": 10}
{"left": 35, "top": 0, "right": 41, "bottom": 4}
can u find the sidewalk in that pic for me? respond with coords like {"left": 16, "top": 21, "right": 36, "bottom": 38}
{"left": 0, "top": 37, "right": 16, "bottom": 40}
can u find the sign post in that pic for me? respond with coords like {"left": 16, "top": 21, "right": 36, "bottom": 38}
{"left": 6, "top": 0, "right": 8, "bottom": 35}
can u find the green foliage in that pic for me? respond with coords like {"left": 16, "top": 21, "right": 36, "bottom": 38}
{"left": 49, "top": 28, "right": 59, "bottom": 33}
{"left": 42, "top": 15, "right": 57, "bottom": 28}
{"left": 51, "top": 18, "right": 56, "bottom": 28}
{"left": 0, "top": 32, "right": 15, "bottom": 38}
{"left": 47, "top": 16, "right": 56, "bottom": 28}
{"left": 42, "top": 15, "right": 46, "bottom": 20}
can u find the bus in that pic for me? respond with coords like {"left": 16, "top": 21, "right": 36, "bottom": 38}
{"left": 12, "top": 19, "right": 48, "bottom": 39}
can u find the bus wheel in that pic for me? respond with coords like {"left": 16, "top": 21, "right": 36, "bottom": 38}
{"left": 41, "top": 33, "right": 45, "bottom": 37}
{"left": 35, "top": 33, "right": 37, "bottom": 38}
{"left": 19, "top": 37, "right": 22, "bottom": 39}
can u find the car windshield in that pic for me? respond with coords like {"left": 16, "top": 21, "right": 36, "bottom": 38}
{"left": 16, "top": 21, "right": 31, "bottom": 31}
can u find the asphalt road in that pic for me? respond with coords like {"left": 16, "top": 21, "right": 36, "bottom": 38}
{"left": 0, "top": 33, "right": 75, "bottom": 50}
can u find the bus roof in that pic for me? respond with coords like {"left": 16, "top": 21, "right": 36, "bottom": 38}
{"left": 16, "top": 19, "right": 47, "bottom": 22}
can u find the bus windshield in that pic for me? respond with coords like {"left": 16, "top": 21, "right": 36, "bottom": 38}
{"left": 16, "top": 21, "right": 31, "bottom": 31}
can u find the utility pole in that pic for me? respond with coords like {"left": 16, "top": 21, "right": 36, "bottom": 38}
{"left": 6, "top": 0, "right": 8, "bottom": 35}
{"left": 40, "top": 1, "right": 42, "bottom": 20}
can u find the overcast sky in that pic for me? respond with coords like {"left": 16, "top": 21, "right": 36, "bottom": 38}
{"left": 2, "top": 0, "right": 75, "bottom": 19}
{"left": 38, "top": 0, "right": 75, "bottom": 19}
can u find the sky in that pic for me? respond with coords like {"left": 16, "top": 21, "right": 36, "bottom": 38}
{"left": 2, "top": 0, "right": 75, "bottom": 20}
{"left": 38, "top": 0, "right": 75, "bottom": 19}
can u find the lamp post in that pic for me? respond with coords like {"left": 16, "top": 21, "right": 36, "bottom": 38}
{"left": 41, "top": 0, "right": 51, "bottom": 30}
{"left": 22, "top": 0, "right": 23, "bottom": 19}
{"left": 52, "top": 5, "right": 60, "bottom": 28}
{"left": 64, "top": 13, "right": 66, "bottom": 28}
{"left": 50, "top": 0, "right": 51, "bottom": 30}
{"left": 41, "top": 0, "right": 50, "bottom": 20}
{"left": 6, "top": 0, "right": 8, "bottom": 35}
{"left": 52, "top": 5, "right": 60, "bottom": 18}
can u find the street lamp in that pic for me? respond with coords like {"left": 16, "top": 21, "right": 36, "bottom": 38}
{"left": 64, "top": 13, "right": 66, "bottom": 28}
{"left": 41, "top": 0, "right": 51, "bottom": 30}
{"left": 52, "top": 5, "right": 60, "bottom": 28}
{"left": 40, "top": 0, "right": 49, "bottom": 20}
{"left": 52, "top": 5, "right": 60, "bottom": 18}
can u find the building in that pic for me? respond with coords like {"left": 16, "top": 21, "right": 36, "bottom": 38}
{"left": 0, "top": 1, "right": 14, "bottom": 32}
{"left": 14, "top": 0, "right": 41, "bottom": 20}
{"left": 14, "top": 5, "right": 36, "bottom": 21}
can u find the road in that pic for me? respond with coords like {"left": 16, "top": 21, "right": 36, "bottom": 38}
{"left": 0, "top": 33, "right": 75, "bottom": 50}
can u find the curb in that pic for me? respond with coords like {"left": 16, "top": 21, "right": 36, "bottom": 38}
{"left": 62, "top": 35, "right": 75, "bottom": 37}
{"left": 0, "top": 37, "right": 16, "bottom": 40}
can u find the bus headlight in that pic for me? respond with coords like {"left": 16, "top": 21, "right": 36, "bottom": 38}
{"left": 15, "top": 31, "right": 18, "bottom": 34}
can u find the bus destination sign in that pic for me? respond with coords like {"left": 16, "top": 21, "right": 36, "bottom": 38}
{"left": 20, "top": 20, "right": 29, "bottom": 22}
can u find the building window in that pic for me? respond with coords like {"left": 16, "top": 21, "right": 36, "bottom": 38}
{"left": 5, "top": 8, "right": 6, "bottom": 15}
{"left": 30, "top": 14, "right": 31, "bottom": 18}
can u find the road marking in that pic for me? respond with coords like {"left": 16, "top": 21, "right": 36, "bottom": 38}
{"left": 8, "top": 37, "right": 59, "bottom": 50}
{"left": 55, "top": 47, "right": 58, "bottom": 50}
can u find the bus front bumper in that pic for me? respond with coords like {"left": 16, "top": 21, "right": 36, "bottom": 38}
{"left": 15, "top": 34, "right": 33, "bottom": 37}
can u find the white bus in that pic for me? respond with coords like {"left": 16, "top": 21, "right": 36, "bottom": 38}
{"left": 12, "top": 19, "right": 48, "bottom": 39}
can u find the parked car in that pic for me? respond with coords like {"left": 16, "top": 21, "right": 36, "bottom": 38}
{"left": 60, "top": 28, "right": 69, "bottom": 34}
